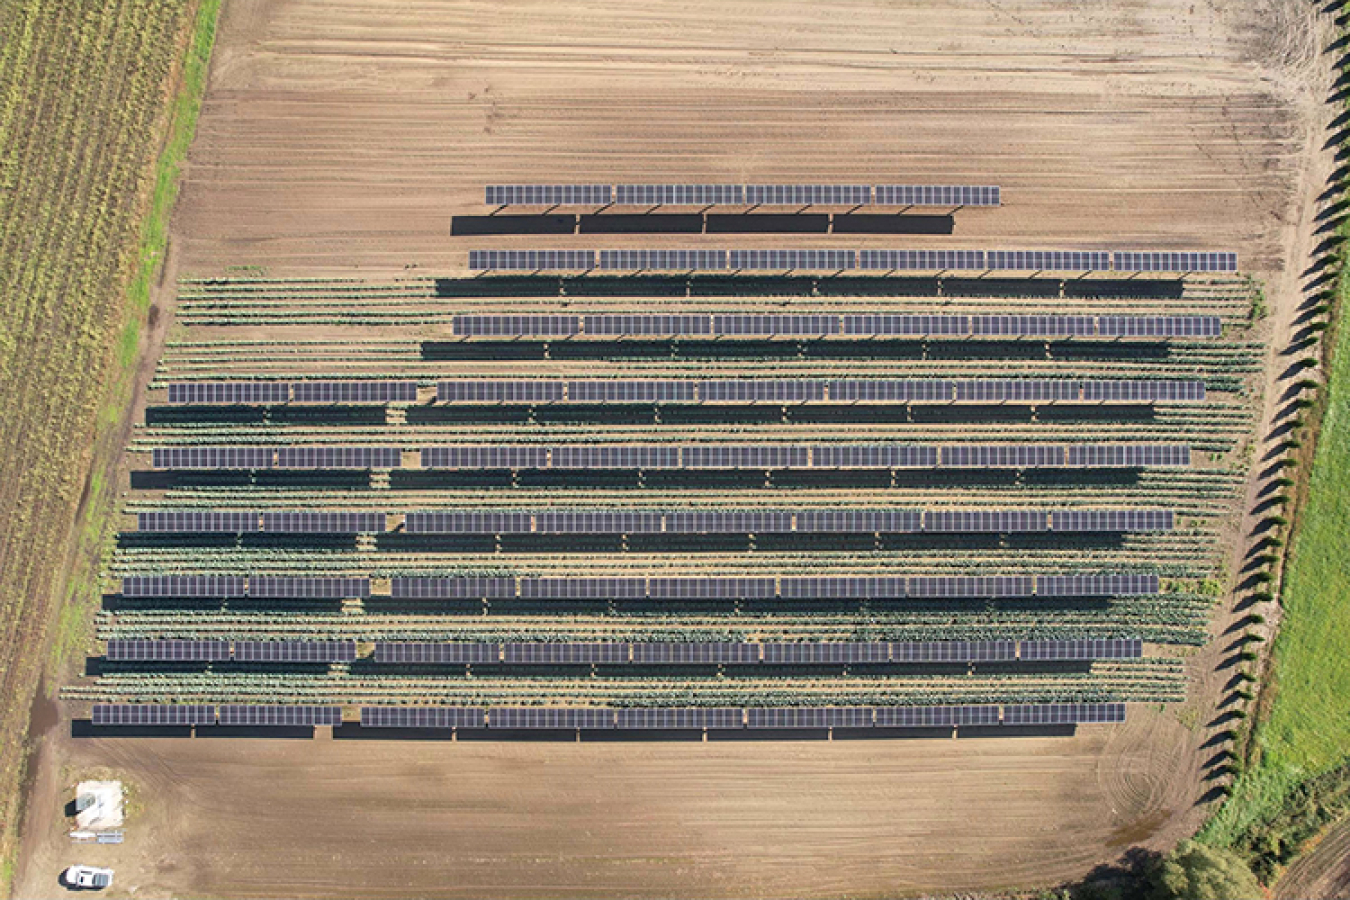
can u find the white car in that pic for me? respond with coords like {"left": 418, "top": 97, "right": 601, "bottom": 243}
{"left": 63, "top": 865, "right": 113, "bottom": 890}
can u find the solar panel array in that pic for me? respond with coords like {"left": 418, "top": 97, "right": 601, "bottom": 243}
{"left": 469, "top": 250, "right": 597, "bottom": 271}
{"left": 361, "top": 706, "right": 487, "bottom": 729}
{"left": 389, "top": 573, "right": 1158, "bottom": 599}
{"left": 120, "top": 575, "right": 247, "bottom": 598}
{"left": 152, "top": 447, "right": 273, "bottom": 470}
{"left": 218, "top": 705, "right": 342, "bottom": 727}
{"left": 401, "top": 507, "right": 1169, "bottom": 535}
{"left": 486, "top": 184, "right": 1001, "bottom": 207}
{"left": 451, "top": 313, "right": 1222, "bottom": 338}
{"left": 151, "top": 447, "right": 402, "bottom": 470}
{"left": 1003, "top": 702, "right": 1126, "bottom": 725}
{"left": 233, "top": 641, "right": 357, "bottom": 663}
{"left": 105, "top": 639, "right": 230, "bottom": 662}
{"left": 599, "top": 250, "right": 727, "bottom": 271}
{"left": 91, "top": 704, "right": 215, "bottom": 726}
{"left": 137, "top": 511, "right": 260, "bottom": 533}
{"left": 469, "top": 249, "right": 1239, "bottom": 272}
{"left": 165, "top": 381, "right": 416, "bottom": 405}
{"left": 248, "top": 576, "right": 371, "bottom": 598}
{"left": 1020, "top": 639, "right": 1143, "bottom": 661}
{"left": 433, "top": 378, "right": 1204, "bottom": 405}
{"left": 260, "top": 512, "right": 387, "bottom": 533}
{"left": 275, "top": 447, "right": 402, "bottom": 469}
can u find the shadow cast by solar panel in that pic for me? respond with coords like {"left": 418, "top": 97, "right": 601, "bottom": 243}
{"left": 919, "top": 341, "right": 1051, "bottom": 361}
{"left": 688, "top": 275, "right": 817, "bottom": 296}
{"left": 118, "top": 532, "right": 242, "bottom": 550}
{"left": 767, "top": 470, "right": 895, "bottom": 490}
{"left": 421, "top": 341, "right": 554, "bottom": 361}
{"left": 1062, "top": 279, "right": 1184, "bottom": 300}
{"left": 1023, "top": 469, "right": 1144, "bottom": 487}
{"left": 703, "top": 213, "right": 829, "bottom": 233}
{"left": 450, "top": 214, "right": 575, "bottom": 236}
{"left": 360, "top": 598, "right": 484, "bottom": 615}
{"left": 194, "top": 725, "right": 316, "bottom": 739}
{"left": 87, "top": 659, "right": 210, "bottom": 677}
{"left": 406, "top": 405, "right": 532, "bottom": 424}
{"left": 533, "top": 404, "right": 665, "bottom": 425}
{"left": 333, "top": 725, "right": 457, "bottom": 741}
{"left": 905, "top": 405, "right": 1036, "bottom": 423}
{"left": 146, "top": 405, "right": 267, "bottom": 425}
{"left": 454, "top": 729, "right": 600, "bottom": 742}
{"left": 1049, "top": 342, "right": 1173, "bottom": 361}
{"left": 941, "top": 278, "right": 1065, "bottom": 299}
{"left": 579, "top": 213, "right": 705, "bottom": 233}
{"left": 518, "top": 470, "right": 644, "bottom": 489}
{"left": 581, "top": 729, "right": 707, "bottom": 742}
{"left": 72, "top": 721, "right": 192, "bottom": 739}
{"left": 705, "top": 728, "right": 830, "bottom": 741}
{"left": 101, "top": 594, "right": 232, "bottom": 613}
{"left": 376, "top": 534, "right": 499, "bottom": 553}
{"left": 816, "top": 276, "right": 941, "bottom": 296}
{"left": 131, "top": 471, "right": 253, "bottom": 490}
{"left": 435, "top": 276, "right": 563, "bottom": 298}
{"left": 653, "top": 405, "right": 786, "bottom": 425}
{"left": 238, "top": 534, "right": 361, "bottom": 551}
{"left": 835, "top": 726, "right": 957, "bottom": 740}
{"left": 831, "top": 214, "right": 954, "bottom": 235}
{"left": 1036, "top": 405, "right": 1158, "bottom": 423}
{"left": 562, "top": 276, "right": 690, "bottom": 297}
{"left": 132, "top": 471, "right": 372, "bottom": 490}
{"left": 957, "top": 724, "right": 1077, "bottom": 739}
{"left": 1004, "top": 533, "right": 1131, "bottom": 550}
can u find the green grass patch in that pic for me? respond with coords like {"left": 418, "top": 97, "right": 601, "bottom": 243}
{"left": 1200, "top": 236, "right": 1350, "bottom": 857}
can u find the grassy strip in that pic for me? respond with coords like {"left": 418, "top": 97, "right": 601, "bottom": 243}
{"left": 1198, "top": 200, "right": 1350, "bottom": 866}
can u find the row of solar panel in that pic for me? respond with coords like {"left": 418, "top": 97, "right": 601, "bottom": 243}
{"left": 434, "top": 379, "right": 1205, "bottom": 404}
{"left": 105, "top": 639, "right": 356, "bottom": 662}
{"left": 165, "top": 382, "right": 417, "bottom": 405}
{"left": 120, "top": 576, "right": 371, "bottom": 598}
{"left": 485, "top": 184, "right": 1001, "bottom": 207}
{"left": 120, "top": 573, "right": 1159, "bottom": 600}
{"left": 90, "top": 705, "right": 341, "bottom": 726}
{"left": 89, "top": 702, "right": 1124, "bottom": 729}
{"left": 135, "top": 508, "right": 1172, "bottom": 534}
{"left": 387, "top": 573, "right": 1160, "bottom": 599}
{"left": 468, "top": 249, "right": 1238, "bottom": 272}
{"left": 368, "top": 638, "right": 1142, "bottom": 665}
{"left": 365, "top": 702, "right": 1125, "bottom": 728}
{"left": 451, "top": 313, "right": 1223, "bottom": 338}
{"left": 418, "top": 444, "right": 1190, "bottom": 471}
{"left": 151, "top": 447, "right": 403, "bottom": 470}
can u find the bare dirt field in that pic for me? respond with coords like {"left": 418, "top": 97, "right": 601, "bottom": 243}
{"left": 13, "top": 0, "right": 1332, "bottom": 897}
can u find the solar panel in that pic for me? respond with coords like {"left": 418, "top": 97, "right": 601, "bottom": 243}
{"left": 166, "top": 382, "right": 289, "bottom": 405}
{"left": 745, "top": 707, "right": 873, "bottom": 728}
{"left": 105, "top": 639, "right": 230, "bottom": 662}
{"left": 1066, "top": 444, "right": 1191, "bottom": 468}
{"left": 985, "top": 250, "right": 1111, "bottom": 271}
{"left": 361, "top": 706, "right": 487, "bottom": 728}
{"left": 1082, "top": 380, "right": 1205, "bottom": 403}
{"left": 795, "top": 509, "right": 922, "bottom": 532}
{"left": 699, "top": 379, "right": 826, "bottom": 403}
{"left": 582, "top": 314, "right": 713, "bottom": 336}
{"left": 275, "top": 447, "right": 402, "bottom": 469}
{"left": 152, "top": 447, "right": 274, "bottom": 470}
{"left": 248, "top": 577, "right": 370, "bottom": 598}
{"left": 761, "top": 642, "right": 890, "bottom": 664}
{"left": 710, "top": 314, "right": 840, "bottom": 336}
{"left": 488, "top": 708, "right": 615, "bottom": 729}
{"left": 953, "top": 380, "right": 1082, "bottom": 403}
{"left": 923, "top": 510, "right": 1048, "bottom": 532}
{"left": 629, "top": 643, "right": 761, "bottom": 664}
{"left": 217, "top": 705, "right": 342, "bottom": 727}
{"left": 890, "top": 641, "right": 1016, "bottom": 663}
{"left": 614, "top": 184, "right": 746, "bottom": 205}
{"left": 829, "top": 380, "right": 953, "bottom": 402}
{"left": 502, "top": 643, "right": 630, "bottom": 664}
{"left": 663, "top": 511, "right": 795, "bottom": 533}
{"left": 745, "top": 185, "right": 871, "bottom": 205}
{"left": 1049, "top": 509, "right": 1174, "bottom": 532}
{"left": 437, "top": 381, "right": 566, "bottom": 404}
{"left": 120, "top": 575, "right": 246, "bottom": 598}
{"left": 646, "top": 577, "right": 776, "bottom": 599}
{"left": 519, "top": 577, "right": 648, "bottom": 599}
{"left": 260, "top": 512, "right": 386, "bottom": 533}
{"left": 874, "top": 705, "right": 1000, "bottom": 728}
{"left": 728, "top": 249, "right": 856, "bottom": 270}
{"left": 485, "top": 185, "right": 612, "bottom": 205}
{"left": 233, "top": 641, "right": 357, "bottom": 663}
{"left": 568, "top": 380, "right": 698, "bottom": 403}
{"left": 291, "top": 382, "right": 417, "bottom": 404}
{"left": 969, "top": 315, "right": 1096, "bottom": 337}
{"left": 1097, "top": 315, "right": 1223, "bottom": 338}
{"left": 404, "top": 511, "right": 532, "bottom": 533}
{"left": 614, "top": 708, "right": 744, "bottom": 729}
{"left": 373, "top": 643, "right": 500, "bottom": 664}
{"left": 682, "top": 445, "right": 809, "bottom": 469}
{"left": 91, "top": 704, "right": 215, "bottom": 726}
{"left": 1003, "top": 703, "right": 1126, "bottom": 725}
{"left": 841, "top": 315, "right": 970, "bottom": 336}
{"left": 939, "top": 445, "right": 1067, "bottom": 468}
{"left": 811, "top": 445, "right": 939, "bottom": 468}
{"left": 553, "top": 446, "right": 682, "bottom": 469}
{"left": 779, "top": 576, "right": 907, "bottom": 598}
{"left": 908, "top": 576, "right": 1035, "bottom": 598}
{"left": 469, "top": 250, "right": 597, "bottom": 271}
{"left": 422, "top": 446, "right": 550, "bottom": 469}
{"left": 535, "top": 511, "right": 660, "bottom": 533}
{"left": 1036, "top": 574, "right": 1160, "bottom": 596}
{"left": 598, "top": 249, "right": 727, "bottom": 271}
{"left": 1112, "top": 251, "right": 1237, "bottom": 272}
{"left": 874, "top": 185, "right": 1000, "bottom": 207}
{"left": 1019, "top": 638, "right": 1143, "bottom": 661}
{"left": 454, "top": 314, "right": 580, "bottom": 337}
{"left": 136, "top": 511, "right": 259, "bottom": 533}
{"left": 390, "top": 576, "right": 517, "bottom": 599}
{"left": 859, "top": 249, "right": 986, "bottom": 270}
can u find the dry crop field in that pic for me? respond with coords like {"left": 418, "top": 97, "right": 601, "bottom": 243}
{"left": 16, "top": 0, "right": 1332, "bottom": 897}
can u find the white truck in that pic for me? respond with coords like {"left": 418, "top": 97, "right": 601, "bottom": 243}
{"left": 63, "top": 865, "right": 113, "bottom": 890}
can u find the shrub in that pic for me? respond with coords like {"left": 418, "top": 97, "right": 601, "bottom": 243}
{"left": 1143, "top": 841, "right": 1262, "bottom": 899}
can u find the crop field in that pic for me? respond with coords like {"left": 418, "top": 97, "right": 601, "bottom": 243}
{"left": 15, "top": 0, "right": 1331, "bottom": 897}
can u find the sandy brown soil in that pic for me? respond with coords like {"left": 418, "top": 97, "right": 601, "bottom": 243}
{"left": 11, "top": 0, "right": 1334, "bottom": 897}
